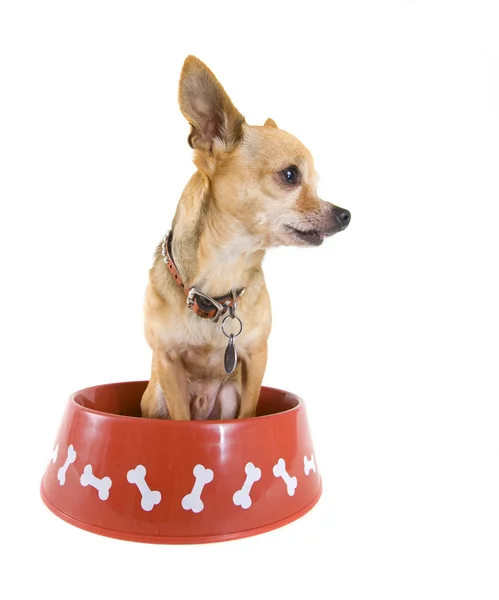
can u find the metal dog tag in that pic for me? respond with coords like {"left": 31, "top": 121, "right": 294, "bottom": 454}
{"left": 224, "top": 334, "right": 237, "bottom": 375}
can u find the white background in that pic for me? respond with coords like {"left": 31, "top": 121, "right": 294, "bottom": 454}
{"left": 1, "top": 1, "right": 498, "bottom": 598}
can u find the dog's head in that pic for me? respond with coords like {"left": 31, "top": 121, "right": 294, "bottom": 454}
{"left": 178, "top": 56, "right": 350, "bottom": 248}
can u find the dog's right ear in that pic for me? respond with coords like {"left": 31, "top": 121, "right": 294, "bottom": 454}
{"left": 178, "top": 56, "right": 245, "bottom": 153}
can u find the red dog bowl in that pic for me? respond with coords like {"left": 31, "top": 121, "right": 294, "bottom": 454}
{"left": 40, "top": 381, "right": 321, "bottom": 544}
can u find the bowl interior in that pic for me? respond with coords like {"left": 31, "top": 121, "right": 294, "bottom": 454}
{"left": 73, "top": 382, "right": 300, "bottom": 419}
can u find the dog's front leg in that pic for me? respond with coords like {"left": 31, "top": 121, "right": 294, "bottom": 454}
{"left": 155, "top": 351, "right": 191, "bottom": 420}
{"left": 238, "top": 343, "right": 268, "bottom": 419}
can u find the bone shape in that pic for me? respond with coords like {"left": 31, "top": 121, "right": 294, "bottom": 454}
{"left": 80, "top": 464, "right": 112, "bottom": 500}
{"left": 181, "top": 464, "right": 214, "bottom": 513}
{"left": 273, "top": 458, "right": 298, "bottom": 496}
{"left": 233, "top": 462, "right": 261, "bottom": 509}
{"left": 127, "top": 465, "right": 161, "bottom": 511}
{"left": 57, "top": 445, "right": 76, "bottom": 486}
{"left": 50, "top": 443, "right": 59, "bottom": 464}
{"left": 304, "top": 454, "right": 316, "bottom": 476}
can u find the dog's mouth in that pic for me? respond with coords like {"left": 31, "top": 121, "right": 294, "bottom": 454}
{"left": 284, "top": 225, "right": 326, "bottom": 246}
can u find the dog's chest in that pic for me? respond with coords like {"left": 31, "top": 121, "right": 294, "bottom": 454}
{"left": 181, "top": 345, "right": 228, "bottom": 380}
{"left": 163, "top": 309, "right": 256, "bottom": 364}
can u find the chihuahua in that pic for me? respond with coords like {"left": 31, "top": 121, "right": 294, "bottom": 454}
{"left": 141, "top": 56, "right": 350, "bottom": 420}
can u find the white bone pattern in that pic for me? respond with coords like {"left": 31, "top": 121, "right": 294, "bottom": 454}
{"left": 304, "top": 454, "right": 316, "bottom": 475}
{"left": 127, "top": 465, "right": 161, "bottom": 511}
{"left": 273, "top": 458, "right": 298, "bottom": 496}
{"left": 182, "top": 464, "right": 214, "bottom": 513}
{"left": 233, "top": 462, "right": 261, "bottom": 509}
{"left": 57, "top": 445, "right": 76, "bottom": 486}
{"left": 80, "top": 464, "right": 112, "bottom": 500}
{"left": 50, "top": 444, "right": 59, "bottom": 464}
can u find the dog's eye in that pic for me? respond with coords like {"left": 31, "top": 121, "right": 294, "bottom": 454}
{"left": 280, "top": 166, "right": 300, "bottom": 185}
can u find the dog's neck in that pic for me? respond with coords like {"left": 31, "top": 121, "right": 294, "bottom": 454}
{"left": 170, "top": 172, "right": 265, "bottom": 298}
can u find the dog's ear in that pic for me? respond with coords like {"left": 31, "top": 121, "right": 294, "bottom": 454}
{"left": 264, "top": 118, "right": 278, "bottom": 128}
{"left": 179, "top": 56, "right": 245, "bottom": 152}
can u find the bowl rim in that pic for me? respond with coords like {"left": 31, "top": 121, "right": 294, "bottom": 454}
{"left": 70, "top": 381, "right": 304, "bottom": 425}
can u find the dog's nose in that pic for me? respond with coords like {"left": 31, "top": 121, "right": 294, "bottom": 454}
{"left": 333, "top": 206, "right": 351, "bottom": 230}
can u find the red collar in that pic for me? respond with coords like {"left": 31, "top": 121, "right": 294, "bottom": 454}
{"left": 161, "top": 231, "right": 245, "bottom": 322}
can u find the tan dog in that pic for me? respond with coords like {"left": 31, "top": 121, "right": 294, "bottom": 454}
{"left": 141, "top": 56, "right": 351, "bottom": 420}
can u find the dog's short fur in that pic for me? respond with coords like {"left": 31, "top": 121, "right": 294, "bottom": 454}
{"left": 141, "top": 56, "right": 350, "bottom": 420}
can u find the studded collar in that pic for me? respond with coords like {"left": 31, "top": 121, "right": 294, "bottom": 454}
{"left": 161, "top": 231, "right": 245, "bottom": 322}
